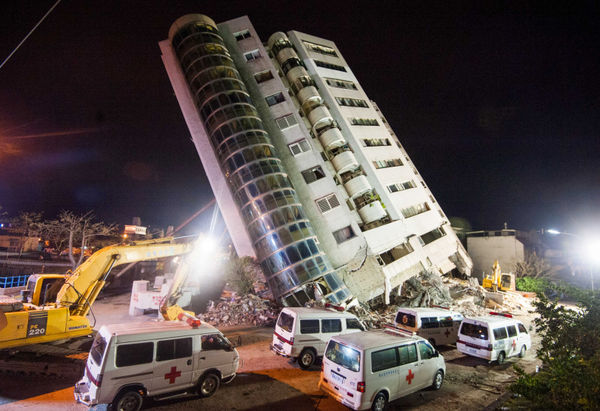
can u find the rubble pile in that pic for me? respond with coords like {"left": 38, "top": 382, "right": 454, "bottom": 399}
{"left": 397, "top": 271, "right": 453, "bottom": 307}
{"left": 198, "top": 294, "right": 279, "bottom": 327}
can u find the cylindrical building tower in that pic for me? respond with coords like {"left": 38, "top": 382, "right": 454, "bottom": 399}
{"left": 167, "top": 15, "right": 351, "bottom": 306}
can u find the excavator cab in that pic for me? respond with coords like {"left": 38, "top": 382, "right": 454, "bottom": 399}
{"left": 20, "top": 274, "right": 68, "bottom": 306}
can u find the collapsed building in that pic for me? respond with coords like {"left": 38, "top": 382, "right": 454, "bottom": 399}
{"left": 159, "top": 14, "right": 473, "bottom": 306}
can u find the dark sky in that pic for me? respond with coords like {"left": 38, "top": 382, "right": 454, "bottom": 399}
{"left": 1, "top": 1, "right": 599, "bottom": 235}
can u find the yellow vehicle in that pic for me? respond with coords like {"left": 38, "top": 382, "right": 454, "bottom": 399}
{"left": 0, "top": 237, "right": 193, "bottom": 350}
{"left": 482, "top": 260, "right": 516, "bottom": 292}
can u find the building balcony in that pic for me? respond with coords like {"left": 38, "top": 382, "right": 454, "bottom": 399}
{"left": 286, "top": 66, "right": 310, "bottom": 89}
{"left": 308, "top": 105, "right": 334, "bottom": 130}
{"left": 276, "top": 47, "right": 300, "bottom": 66}
{"left": 331, "top": 150, "right": 359, "bottom": 175}
{"left": 297, "top": 86, "right": 322, "bottom": 110}
{"left": 358, "top": 201, "right": 387, "bottom": 224}
{"left": 344, "top": 174, "right": 372, "bottom": 198}
{"left": 319, "top": 127, "right": 345, "bottom": 149}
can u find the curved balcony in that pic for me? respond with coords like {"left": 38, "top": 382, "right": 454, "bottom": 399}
{"left": 267, "top": 32, "right": 288, "bottom": 49}
{"left": 308, "top": 105, "right": 333, "bottom": 130}
{"left": 358, "top": 201, "right": 387, "bottom": 224}
{"left": 331, "top": 150, "right": 359, "bottom": 175}
{"left": 296, "top": 86, "right": 321, "bottom": 106}
{"left": 276, "top": 47, "right": 300, "bottom": 66}
{"left": 319, "top": 127, "right": 345, "bottom": 150}
{"left": 344, "top": 175, "right": 372, "bottom": 198}
{"left": 286, "top": 66, "right": 310, "bottom": 89}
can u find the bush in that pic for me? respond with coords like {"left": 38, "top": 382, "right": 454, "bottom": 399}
{"left": 515, "top": 276, "right": 552, "bottom": 293}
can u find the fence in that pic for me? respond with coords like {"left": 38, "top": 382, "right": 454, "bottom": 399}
{"left": 0, "top": 274, "right": 30, "bottom": 288}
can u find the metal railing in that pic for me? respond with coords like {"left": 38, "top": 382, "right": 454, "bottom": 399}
{"left": 0, "top": 274, "right": 30, "bottom": 288}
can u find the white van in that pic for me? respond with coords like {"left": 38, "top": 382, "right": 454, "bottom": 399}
{"left": 394, "top": 307, "right": 464, "bottom": 346}
{"left": 74, "top": 320, "right": 239, "bottom": 410}
{"left": 456, "top": 312, "right": 531, "bottom": 364}
{"left": 319, "top": 327, "right": 445, "bottom": 411}
{"left": 271, "top": 306, "right": 365, "bottom": 369}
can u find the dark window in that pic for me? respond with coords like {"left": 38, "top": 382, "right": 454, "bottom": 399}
{"left": 518, "top": 323, "right": 528, "bottom": 334}
{"left": 460, "top": 323, "right": 489, "bottom": 340}
{"left": 244, "top": 49, "right": 261, "bottom": 61}
{"left": 315, "top": 60, "right": 346, "bottom": 72}
{"left": 346, "top": 318, "right": 364, "bottom": 331}
{"left": 254, "top": 70, "right": 274, "bottom": 83}
{"left": 439, "top": 316, "right": 453, "bottom": 328}
{"left": 325, "top": 340, "right": 360, "bottom": 372}
{"left": 116, "top": 342, "right": 153, "bottom": 367}
{"left": 395, "top": 312, "right": 416, "bottom": 328}
{"left": 300, "top": 319, "right": 320, "bottom": 334}
{"left": 201, "top": 334, "right": 230, "bottom": 351}
{"left": 265, "top": 92, "right": 285, "bottom": 106}
{"left": 421, "top": 317, "right": 440, "bottom": 329}
{"left": 332, "top": 225, "right": 356, "bottom": 244}
{"left": 157, "top": 337, "right": 192, "bottom": 361}
{"left": 398, "top": 343, "right": 418, "bottom": 365}
{"left": 371, "top": 347, "right": 398, "bottom": 372}
{"left": 277, "top": 311, "right": 294, "bottom": 333}
{"left": 417, "top": 341, "right": 435, "bottom": 360}
{"left": 301, "top": 166, "right": 326, "bottom": 184}
{"left": 507, "top": 325, "right": 517, "bottom": 338}
{"left": 420, "top": 226, "right": 446, "bottom": 245}
{"left": 322, "top": 319, "right": 342, "bottom": 333}
{"left": 493, "top": 327, "right": 508, "bottom": 340}
{"left": 90, "top": 334, "right": 107, "bottom": 366}
{"left": 234, "top": 29, "right": 251, "bottom": 41}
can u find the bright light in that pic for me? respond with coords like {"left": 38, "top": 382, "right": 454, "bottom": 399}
{"left": 583, "top": 238, "right": 600, "bottom": 266}
{"left": 187, "top": 235, "right": 221, "bottom": 276}
{"left": 547, "top": 229, "right": 561, "bottom": 235}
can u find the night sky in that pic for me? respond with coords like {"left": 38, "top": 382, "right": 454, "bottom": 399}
{"left": 1, "top": 1, "right": 599, "bottom": 235}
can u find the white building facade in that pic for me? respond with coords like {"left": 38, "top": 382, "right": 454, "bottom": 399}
{"left": 160, "top": 14, "right": 472, "bottom": 306}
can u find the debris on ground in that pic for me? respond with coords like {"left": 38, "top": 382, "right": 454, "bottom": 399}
{"left": 198, "top": 294, "right": 279, "bottom": 327}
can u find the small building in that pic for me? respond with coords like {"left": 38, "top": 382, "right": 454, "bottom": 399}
{"left": 0, "top": 228, "right": 39, "bottom": 253}
{"left": 466, "top": 228, "right": 524, "bottom": 282}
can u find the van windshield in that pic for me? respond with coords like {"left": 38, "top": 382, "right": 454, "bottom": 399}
{"left": 325, "top": 340, "right": 360, "bottom": 372}
{"left": 460, "top": 322, "right": 489, "bottom": 340}
{"left": 277, "top": 311, "right": 294, "bottom": 333}
{"left": 90, "top": 333, "right": 107, "bottom": 365}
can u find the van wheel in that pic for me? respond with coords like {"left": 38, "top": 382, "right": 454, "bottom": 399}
{"left": 519, "top": 345, "right": 526, "bottom": 358}
{"left": 298, "top": 348, "right": 316, "bottom": 370}
{"left": 431, "top": 370, "right": 444, "bottom": 390}
{"left": 112, "top": 389, "right": 143, "bottom": 411}
{"left": 371, "top": 391, "right": 388, "bottom": 411}
{"left": 198, "top": 373, "right": 220, "bottom": 398}
{"left": 497, "top": 351, "right": 506, "bottom": 364}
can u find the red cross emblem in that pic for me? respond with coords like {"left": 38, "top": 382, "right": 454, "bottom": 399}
{"left": 444, "top": 328, "right": 451, "bottom": 338}
{"left": 164, "top": 366, "right": 181, "bottom": 384}
{"left": 406, "top": 369, "right": 415, "bottom": 384}
{"left": 512, "top": 339, "right": 517, "bottom": 350}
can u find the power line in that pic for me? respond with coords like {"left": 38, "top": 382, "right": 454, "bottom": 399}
{"left": 0, "top": 0, "right": 62, "bottom": 71}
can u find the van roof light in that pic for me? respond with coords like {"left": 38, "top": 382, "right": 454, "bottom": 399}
{"left": 430, "top": 304, "right": 450, "bottom": 310}
{"left": 177, "top": 312, "right": 202, "bottom": 328}
{"left": 383, "top": 323, "right": 415, "bottom": 337}
{"left": 489, "top": 311, "right": 513, "bottom": 318}
{"left": 324, "top": 302, "right": 345, "bottom": 312}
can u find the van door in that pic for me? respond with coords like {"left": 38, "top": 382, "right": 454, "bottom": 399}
{"left": 415, "top": 341, "right": 437, "bottom": 389}
{"left": 320, "top": 319, "right": 342, "bottom": 353}
{"left": 152, "top": 336, "right": 194, "bottom": 394}
{"left": 396, "top": 343, "right": 420, "bottom": 396}
{"left": 199, "top": 333, "right": 235, "bottom": 377}
{"left": 506, "top": 324, "right": 519, "bottom": 357}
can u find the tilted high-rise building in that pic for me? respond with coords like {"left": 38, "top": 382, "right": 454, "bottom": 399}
{"left": 160, "top": 14, "right": 472, "bottom": 306}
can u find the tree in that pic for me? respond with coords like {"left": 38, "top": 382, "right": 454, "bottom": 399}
{"left": 10, "top": 211, "right": 43, "bottom": 256}
{"left": 225, "top": 256, "right": 262, "bottom": 295}
{"left": 510, "top": 286, "right": 600, "bottom": 409}
{"left": 513, "top": 251, "right": 559, "bottom": 279}
{"left": 39, "top": 211, "right": 117, "bottom": 270}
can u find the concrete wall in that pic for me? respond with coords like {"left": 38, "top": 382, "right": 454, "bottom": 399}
{"left": 467, "top": 235, "right": 524, "bottom": 281}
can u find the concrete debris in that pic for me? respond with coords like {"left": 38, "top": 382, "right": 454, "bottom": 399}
{"left": 198, "top": 294, "right": 279, "bottom": 327}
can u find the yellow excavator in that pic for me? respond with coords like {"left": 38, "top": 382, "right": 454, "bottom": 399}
{"left": 0, "top": 237, "right": 194, "bottom": 349}
{"left": 482, "top": 260, "right": 516, "bottom": 292}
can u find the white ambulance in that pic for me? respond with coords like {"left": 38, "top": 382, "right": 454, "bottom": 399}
{"left": 456, "top": 312, "right": 531, "bottom": 364}
{"left": 319, "top": 326, "right": 445, "bottom": 411}
{"left": 74, "top": 320, "right": 239, "bottom": 411}
{"left": 271, "top": 306, "right": 365, "bottom": 369}
{"left": 394, "top": 306, "right": 464, "bottom": 346}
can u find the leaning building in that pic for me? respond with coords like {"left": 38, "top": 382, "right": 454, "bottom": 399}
{"left": 159, "top": 14, "right": 472, "bottom": 306}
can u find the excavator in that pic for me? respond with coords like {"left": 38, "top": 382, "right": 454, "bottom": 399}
{"left": 0, "top": 236, "right": 194, "bottom": 350}
{"left": 482, "top": 260, "right": 516, "bottom": 292}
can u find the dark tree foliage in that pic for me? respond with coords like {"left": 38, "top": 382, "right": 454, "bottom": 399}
{"left": 510, "top": 284, "right": 600, "bottom": 409}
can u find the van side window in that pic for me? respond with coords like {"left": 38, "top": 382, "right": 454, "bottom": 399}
{"left": 507, "top": 325, "right": 517, "bottom": 338}
{"left": 396, "top": 312, "right": 416, "bottom": 327}
{"left": 518, "top": 323, "right": 527, "bottom": 334}
{"left": 300, "top": 319, "right": 320, "bottom": 334}
{"left": 371, "top": 347, "right": 399, "bottom": 372}
{"left": 157, "top": 337, "right": 192, "bottom": 361}
{"left": 346, "top": 318, "right": 364, "bottom": 331}
{"left": 493, "top": 327, "right": 508, "bottom": 340}
{"left": 421, "top": 317, "right": 439, "bottom": 329}
{"left": 439, "top": 316, "right": 453, "bottom": 328}
{"left": 202, "top": 334, "right": 229, "bottom": 351}
{"left": 398, "top": 343, "right": 418, "bottom": 365}
{"left": 460, "top": 323, "right": 488, "bottom": 340}
{"left": 116, "top": 342, "right": 153, "bottom": 367}
{"left": 322, "top": 319, "right": 342, "bottom": 333}
{"left": 417, "top": 341, "right": 435, "bottom": 360}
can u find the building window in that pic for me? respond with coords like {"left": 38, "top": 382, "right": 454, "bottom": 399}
{"left": 303, "top": 40, "right": 338, "bottom": 57}
{"left": 377, "top": 242, "right": 414, "bottom": 265}
{"left": 420, "top": 226, "right": 446, "bottom": 246}
{"left": 325, "top": 77, "right": 357, "bottom": 90}
{"left": 387, "top": 180, "right": 417, "bottom": 193}
{"left": 401, "top": 202, "right": 431, "bottom": 219}
{"left": 234, "top": 30, "right": 251, "bottom": 41}
{"left": 333, "top": 225, "right": 356, "bottom": 244}
{"left": 335, "top": 97, "right": 369, "bottom": 108}
{"left": 349, "top": 118, "right": 379, "bottom": 126}
{"left": 362, "top": 138, "right": 391, "bottom": 147}
{"left": 288, "top": 139, "right": 311, "bottom": 156}
{"left": 254, "top": 70, "right": 274, "bottom": 83}
{"left": 265, "top": 92, "right": 285, "bottom": 106}
{"left": 244, "top": 49, "right": 261, "bottom": 61}
{"left": 315, "top": 60, "right": 347, "bottom": 72}
{"left": 316, "top": 194, "right": 341, "bottom": 213}
{"left": 301, "top": 166, "right": 326, "bottom": 184}
{"left": 373, "top": 158, "right": 403, "bottom": 169}
{"left": 275, "top": 113, "right": 298, "bottom": 130}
